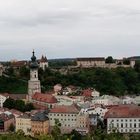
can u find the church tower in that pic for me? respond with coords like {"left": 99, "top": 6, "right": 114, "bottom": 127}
{"left": 28, "top": 50, "right": 41, "bottom": 101}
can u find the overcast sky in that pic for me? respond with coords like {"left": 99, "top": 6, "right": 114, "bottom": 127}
{"left": 0, "top": 0, "right": 140, "bottom": 61}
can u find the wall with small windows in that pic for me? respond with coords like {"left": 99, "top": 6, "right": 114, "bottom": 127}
{"left": 107, "top": 118, "right": 140, "bottom": 134}
{"left": 48, "top": 112, "right": 78, "bottom": 133}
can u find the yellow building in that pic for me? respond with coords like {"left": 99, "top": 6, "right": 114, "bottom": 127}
{"left": 16, "top": 114, "right": 31, "bottom": 135}
{"left": 31, "top": 111, "right": 49, "bottom": 136}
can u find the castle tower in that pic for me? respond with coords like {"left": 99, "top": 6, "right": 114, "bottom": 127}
{"left": 28, "top": 51, "right": 41, "bottom": 101}
{"left": 39, "top": 55, "right": 48, "bottom": 70}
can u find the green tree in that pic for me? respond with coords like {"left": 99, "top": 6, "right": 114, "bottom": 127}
{"left": 105, "top": 56, "right": 114, "bottom": 63}
{"left": 15, "top": 100, "right": 25, "bottom": 112}
{"left": 19, "top": 66, "right": 30, "bottom": 79}
{"left": 25, "top": 103, "right": 35, "bottom": 112}
{"left": 123, "top": 59, "right": 130, "bottom": 65}
{"left": 8, "top": 123, "right": 15, "bottom": 132}
{"left": 51, "top": 119, "right": 61, "bottom": 140}
{"left": 3, "top": 98, "right": 15, "bottom": 109}
{"left": 134, "top": 60, "right": 140, "bottom": 72}
{"left": 71, "top": 130, "right": 82, "bottom": 140}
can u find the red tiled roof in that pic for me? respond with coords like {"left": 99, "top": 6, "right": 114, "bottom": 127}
{"left": 11, "top": 61, "right": 27, "bottom": 67}
{"left": 32, "top": 93, "right": 57, "bottom": 103}
{"left": 33, "top": 103, "right": 48, "bottom": 110}
{"left": 104, "top": 105, "right": 140, "bottom": 119}
{"left": 10, "top": 109, "right": 23, "bottom": 116}
{"left": 82, "top": 89, "right": 92, "bottom": 97}
{"left": 50, "top": 104, "right": 80, "bottom": 114}
{"left": 0, "top": 93, "right": 9, "bottom": 98}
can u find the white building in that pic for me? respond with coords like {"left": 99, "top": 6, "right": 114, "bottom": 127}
{"left": 91, "top": 89, "right": 100, "bottom": 98}
{"left": 81, "top": 106, "right": 108, "bottom": 120}
{"left": 48, "top": 105, "right": 80, "bottom": 134}
{"left": 105, "top": 105, "right": 140, "bottom": 134}
{"left": 134, "top": 96, "right": 140, "bottom": 105}
{"left": 121, "top": 96, "right": 135, "bottom": 105}
{"left": 0, "top": 94, "right": 9, "bottom": 108}
{"left": 16, "top": 113, "right": 31, "bottom": 135}
{"left": 55, "top": 95, "right": 74, "bottom": 106}
{"left": 92, "top": 95, "right": 120, "bottom": 106}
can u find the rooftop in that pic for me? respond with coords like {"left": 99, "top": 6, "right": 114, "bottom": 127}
{"left": 31, "top": 111, "right": 49, "bottom": 122}
{"left": 49, "top": 104, "right": 80, "bottom": 114}
{"left": 18, "top": 113, "right": 31, "bottom": 119}
{"left": 104, "top": 105, "right": 140, "bottom": 119}
{"left": 32, "top": 92, "right": 57, "bottom": 103}
{"left": 0, "top": 113, "right": 14, "bottom": 121}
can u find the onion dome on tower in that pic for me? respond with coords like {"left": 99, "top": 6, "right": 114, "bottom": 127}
{"left": 30, "top": 50, "right": 39, "bottom": 69}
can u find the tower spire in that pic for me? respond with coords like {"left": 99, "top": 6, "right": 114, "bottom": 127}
{"left": 28, "top": 51, "right": 41, "bottom": 102}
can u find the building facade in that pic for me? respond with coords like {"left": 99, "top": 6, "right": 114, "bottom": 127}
{"left": 105, "top": 105, "right": 140, "bottom": 134}
{"left": 77, "top": 57, "right": 105, "bottom": 68}
{"left": 16, "top": 114, "right": 31, "bottom": 135}
{"left": 0, "top": 113, "right": 15, "bottom": 132}
{"left": 48, "top": 105, "right": 80, "bottom": 134}
{"left": 31, "top": 112, "right": 49, "bottom": 136}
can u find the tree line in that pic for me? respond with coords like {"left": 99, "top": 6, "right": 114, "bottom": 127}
{"left": 1, "top": 61, "right": 140, "bottom": 96}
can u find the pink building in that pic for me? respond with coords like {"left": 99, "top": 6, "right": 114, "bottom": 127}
{"left": 0, "top": 113, "right": 15, "bottom": 132}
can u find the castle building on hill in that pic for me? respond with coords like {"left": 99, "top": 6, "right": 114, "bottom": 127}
{"left": 28, "top": 51, "right": 41, "bottom": 101}
{"left": 39, "top": 55, "right": 48, "bottom": 70}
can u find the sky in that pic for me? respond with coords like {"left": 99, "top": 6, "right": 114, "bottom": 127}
{"left": 0, "top": 0, "right": 140, "bottom": 61}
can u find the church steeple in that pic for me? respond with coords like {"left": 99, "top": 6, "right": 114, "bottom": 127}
{"left": 28, "top": 51, "right": 41, "bottom": 102}
{"left": 31, "top": 50, "right": 36, "bottom": 62}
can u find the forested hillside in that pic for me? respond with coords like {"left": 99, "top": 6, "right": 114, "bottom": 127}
{"left": 1, "top": 63, "right": 140, "bottom": 96}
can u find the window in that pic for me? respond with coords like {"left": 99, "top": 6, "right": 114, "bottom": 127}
{"left": 121, "top": 124, "right": 123, "bottom": 128}
{"left": 125, "top": 124, "right": 127, "bottom": 127}
{"left": 134, "top": 123, "right": 136, "bottom": 128}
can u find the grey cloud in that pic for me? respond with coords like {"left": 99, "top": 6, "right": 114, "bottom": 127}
{"left": 0, "top": 0, "right": 140, "bottom": 61}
